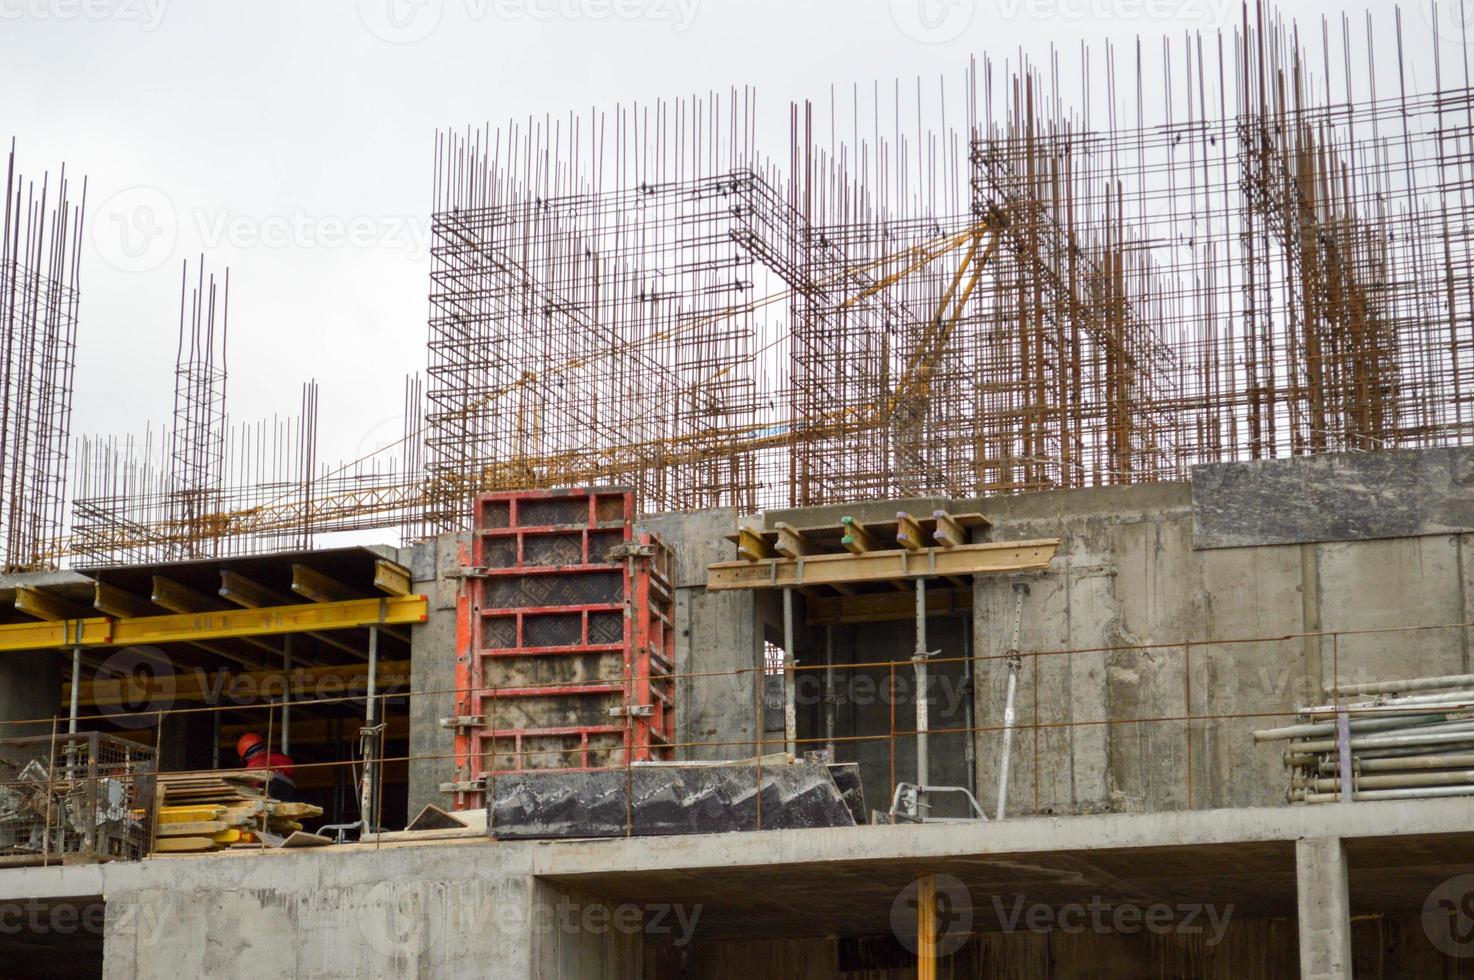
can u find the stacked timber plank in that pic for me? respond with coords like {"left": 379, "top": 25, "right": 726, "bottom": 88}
{"left": 1255, "top": 673, "right": 1474, "bottom": 803}
{"left": 157, "top": 770, "right": 268, "bottom": 806}
{"left": 153, "top": 800, "right": 324, "bottom": 853}
{"left": 151, "top": 771, "right": 324, "bottom": 853}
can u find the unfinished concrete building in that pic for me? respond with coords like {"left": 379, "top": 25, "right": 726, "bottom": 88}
{"left": 5, "top": 3, "right": 1474, "bottom": 977}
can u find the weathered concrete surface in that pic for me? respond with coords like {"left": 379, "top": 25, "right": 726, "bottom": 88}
{"left": 962, "top": 463, "right": 1474, "bottom": 818}
{"left": 1193, "top": 447, "right": 1474, "bottom": 549}
{"left": 643, "top": 508, "right": 758, "bottom": 763}
{"left": 407, "top": 451, "right": 1474, "bottom": 824}
{"left": 0, "top": 799, "right": 1469, "bottom": 979}
{"left": 407, "top": 533, "right": 468, "bottom": 817}
{"left": 1296, "top": 836, "right": 1354, "bottom": 980}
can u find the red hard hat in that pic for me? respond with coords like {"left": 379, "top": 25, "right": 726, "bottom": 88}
{"left": 236, "top": 732, "right": 264, "bottom": 760}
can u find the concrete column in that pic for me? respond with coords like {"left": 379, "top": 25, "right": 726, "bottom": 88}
{"left": 1296, "top": 836, "right": 1353, "bottom": 979}
{"left": 0, "top": 650, "right": 62, "bottom": 739}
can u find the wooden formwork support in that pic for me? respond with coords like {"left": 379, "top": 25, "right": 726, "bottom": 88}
{"left": 841, "top": 516, "right": 878, "bottom": 554}
{"left": 895, "top": 512, "right": 927, "bottom": 552}
{"left": 707, "top": 539, "right": 1058, "bottom": 590}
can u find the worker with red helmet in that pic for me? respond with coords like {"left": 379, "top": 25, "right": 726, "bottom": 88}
{"left": 236, "top": 732, "right": 299, "bottom": 803}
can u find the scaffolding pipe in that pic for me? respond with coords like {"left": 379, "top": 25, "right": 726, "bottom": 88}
{"left": 783, "top": 587, "right": 796, "bottom": 759}
{"left": 1253, "top": 712, "right": 1449, "bottom": 741}
{"left": 996, "top": 582, "right": 1028, "bottom": 820}
{"left": 1316, "top": 751, "right": 1474, "bottom": 773}
{"left": 1331, "top": 673, "right": 1474, "bottom": 697}
{"left": 1294, "top": 723, "right": 1474, "bottom": 755}
{"left": 1295, "top": 784, "right": 1474, "bottom": 803}
{"left": 823, "top": 624, "right": 835, "bottom": 757}
{"left": 281, "top": 634, "right": 292, "bottom": 753}
{"left": 913, "top": 578, "right": 930, "bottom": 805}
{"left": 962, "top": 613, "right": 976, "bottom": 796}
{"left": 359, "top": 625, "right": 379, "bottom": 830}
{"left": 1304, "top": 769, "right": 1474, "bottom": 791}
{"left": 68, "top": 642, "right": 81, "bottom": 735}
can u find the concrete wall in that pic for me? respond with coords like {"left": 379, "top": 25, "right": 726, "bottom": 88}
{"left": 970, "top": 450, "right": 1474, "bottom": 817}
{"left": 405, "top": 450, "right": 1474, "bottom": 820}
{"left": 407, "top": 533, "right": 467, "bottom": 817}
{"left": 95, "top": 844, "right": 640, "bottom": 979}
{"left": 643, "top": 509, "right": 760, "bottom": 763}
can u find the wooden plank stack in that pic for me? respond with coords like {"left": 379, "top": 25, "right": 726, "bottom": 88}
{"left": 151, "top": 771, "right": 324, "bottom": 854}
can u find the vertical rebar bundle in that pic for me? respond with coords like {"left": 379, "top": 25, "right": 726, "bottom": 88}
{"left": 415, "top": 2, "right": 1474, "bottom": 523}
{"left": 49, "top": 1, "right": 1474, "bottom": 556}
{"left": 0, "top": 141, "right": 84, "bottom": 571}
{"left": 168, "top": 259, "right": 229, "bottom": 559}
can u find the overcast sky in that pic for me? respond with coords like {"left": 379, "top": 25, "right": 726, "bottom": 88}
{"left": 1, "top": 0, "right": 1462, "bottom": 480}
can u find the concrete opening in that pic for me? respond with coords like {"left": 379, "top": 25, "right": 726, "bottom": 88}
{"left": 0, "top": 895, "right": 104, "bottom": 980}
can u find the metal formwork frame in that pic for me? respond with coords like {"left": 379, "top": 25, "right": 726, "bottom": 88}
{"left": 451, "top": 488, "right": 675, "bottom": 809}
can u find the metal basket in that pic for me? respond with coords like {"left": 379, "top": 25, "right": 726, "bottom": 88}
{"left": 0, "top": 733, "right": 156, "bottom": 866}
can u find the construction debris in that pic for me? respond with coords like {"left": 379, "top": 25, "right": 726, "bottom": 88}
{"left": 1256, "top": 674, "right": 1474, "bottom": 803}
{"left": 488, "top": 760, "right": 863, "bottom": 840}
{"left": 0, "top": 734, "right": 154, "bottom": 866}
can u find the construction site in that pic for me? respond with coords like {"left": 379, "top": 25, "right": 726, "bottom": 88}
{"left": 5, "top": 2, "right": 1474, "bottom": 976}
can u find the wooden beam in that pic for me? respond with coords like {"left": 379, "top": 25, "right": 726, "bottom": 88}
{"left": 152, "top": 576, "right": 228, "bottom": 613}
{"left": 291, "top": 564, "right": 360, "bottom": 603}
{"left": 15, "top": 587, "right": 83, "bottom": 622}
{"left": 218, "top": 570, "right": 292, "bottom": 608}
{"left": 373, "top": 559, "right": 412, "bottom": 597}
{"left": 94, "top": 581, "right": 154, "bottom": 619}
{"left": 840, "top": 516, "right": 878, "bottom": 554}
{"left": 737, "top": 526, "right": 773, "bottom": 561}
{"left": 895, "top": 512, "right": 926, "bottom": 552}
{"left": 773, "top": 522, "right": 813, "bottom": 559}
{"left": 219, "top": 570, "right": 363, "bottom": 660}
{"left": 807, "top": 587, "right": 973, "bottom": 625}
{"left": 932, "top": 511, "right": 966, "bottom": 548}
{"left": 96, "top": 580, "right": 265, "bottom": 668}
{"left": 707, "top": 539, "right": 1058, "bottom": 591}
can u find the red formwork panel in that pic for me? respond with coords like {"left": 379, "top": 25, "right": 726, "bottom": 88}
{"left": 450, "top": 488, "right": 675, "bottom": 809}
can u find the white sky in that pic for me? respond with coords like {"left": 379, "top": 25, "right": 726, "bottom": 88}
{"left": 1, "top": 0, "right": 1462, "bottom": 477}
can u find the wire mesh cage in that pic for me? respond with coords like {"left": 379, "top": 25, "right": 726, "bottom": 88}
{"left": 0, "top": 733, "right": 157, "bottom": 866}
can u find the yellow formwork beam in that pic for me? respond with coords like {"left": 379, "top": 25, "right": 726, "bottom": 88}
{"left": 0, "top": 594, "right": 427, "bottom": 653}
{"left": 373, "top": 559, "right": 412, "bottom": 597}
{"left": 707, "top": 539, "right": 1058, "bottom": 591}
{"left": 15, "top": 586, "right": 80, "bottom": 622}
